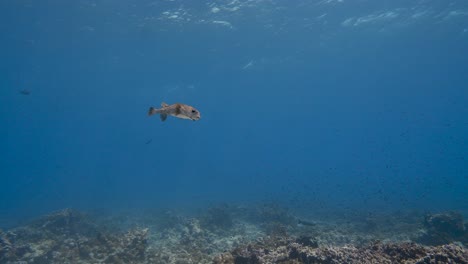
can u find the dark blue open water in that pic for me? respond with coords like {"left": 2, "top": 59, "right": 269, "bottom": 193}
{"left": 1, "top": 0, "right": 467, "bottom": 226}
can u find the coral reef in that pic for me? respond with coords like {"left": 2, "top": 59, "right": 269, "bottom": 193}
{"left": 0, "top": 229, "right": 14, "bottom": 262}
{"left": 149, "top": 216, "right": 262, "bottom": 263}
{"left": 0, "top": 206, "right": 467, "bottom": 263}
{"left": 214, "top": 238, "right": 468, "bottom": 264}
{"left": 418, "top": 211, "right": 468, "bottom": 246}
{"left": 201, "top": 205, "right": 234, "bottom": 231}
{"left": 0, "top": 209, "right": 149, "bottom": 264}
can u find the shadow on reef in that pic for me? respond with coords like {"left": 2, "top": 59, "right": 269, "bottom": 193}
{"left": 1, "top": 206, "right": 468, "bottom": 263}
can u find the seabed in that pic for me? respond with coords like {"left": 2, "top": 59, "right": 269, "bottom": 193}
{"left": 1, "top": 204, "right": 467, "bottom": 263}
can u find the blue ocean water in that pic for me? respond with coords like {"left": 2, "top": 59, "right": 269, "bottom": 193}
{"left": 0, "top": 0, "right": 467, "bottom": 226}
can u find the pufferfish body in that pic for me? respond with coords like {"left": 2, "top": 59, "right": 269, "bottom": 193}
{"left": 148, "top": 102, "right": 201, "bottom": 122}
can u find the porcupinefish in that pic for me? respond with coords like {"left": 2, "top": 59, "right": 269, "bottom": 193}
{"left": 148, "top": 102, "right": 201, "bottom": 121}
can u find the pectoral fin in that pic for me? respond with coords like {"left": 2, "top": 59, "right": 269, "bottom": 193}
{"left": 160, "top": 114, "right": 168, "bottom": 121}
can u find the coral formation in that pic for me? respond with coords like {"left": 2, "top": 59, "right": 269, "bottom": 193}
{"left": 214, "top": 239, "right": 468, "bottom": 264}
{"left": 201, "top": 205, "right": 234, "bottom": 231}
{"left": 418, "top": 211, "right": 468, "bottom": 246}
{"left": 0, "top": 209, "right": 149, "bottom": 263}
{"left": 0, "top": 229, "right": 14, "bottom": 262}
{"left": 0, "top": 206, "right": 467, "bottom": 263}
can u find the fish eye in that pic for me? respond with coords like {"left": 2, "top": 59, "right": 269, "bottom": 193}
{"left": 191, "top": 110, "right": 197, "bottom": 113}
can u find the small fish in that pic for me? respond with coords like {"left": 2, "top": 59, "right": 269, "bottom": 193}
{"left": 148, "top": 102, "right": 201, "bottom": 122}
{"left": 19, "top": 89, "right": 30, "bottom": 95}
{"left": 297, "top": 219, "right": 316, "bottom": 227}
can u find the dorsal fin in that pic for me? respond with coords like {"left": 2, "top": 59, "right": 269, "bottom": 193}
{"left": 161, "top": 102, "right": 169, "bottom": 107}
{"left": 174, "top": 104, "right": 182, "bottom": 115}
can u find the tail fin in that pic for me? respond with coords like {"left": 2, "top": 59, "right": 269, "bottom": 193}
{"left": 148, "top": 107, "right": 157, "bottom": 116}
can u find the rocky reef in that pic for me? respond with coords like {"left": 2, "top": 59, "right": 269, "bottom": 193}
{"left": 0, "top": 209, "right": 149, "bottom": 263}
{"left": 418, "top": 211, "right": 468, "bottom": 246}
{"left": 214, "top": 238, "right": 468, "bottom": 263}
{"left": 0, "top": 206, "right": 467, "bottom": 263}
